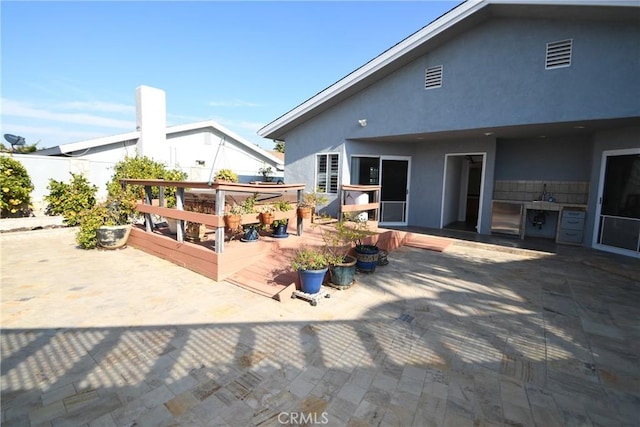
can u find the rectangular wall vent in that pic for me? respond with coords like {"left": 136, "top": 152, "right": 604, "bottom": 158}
{"left": 546, "top": 39, "right": 572, "bottom": 69}
{"left": 425, "top": 65, "right": 443, "bottom": 89}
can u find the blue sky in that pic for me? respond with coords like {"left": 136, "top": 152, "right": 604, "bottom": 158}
{"left": 1, "top": 1, "right": 461, "bottom": 150}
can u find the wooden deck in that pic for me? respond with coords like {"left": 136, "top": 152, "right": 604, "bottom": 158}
{"left": 128, "top": 222, "right": 452, "bottom": 302}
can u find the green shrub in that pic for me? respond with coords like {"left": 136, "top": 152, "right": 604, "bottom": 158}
{"left": 75, "top": 193, "right": 136, "bottom": 249}
{"left": 0, "top": 156, "right": 34, "bottom": 217}
{"left": 291, "top": 247, "right": 329, "bottom": 271}
{"left": 105, "top": 156, "right": 187, "bottom": 214}
{"left": 44, "top": 173, "right": 98, "bottom": 226}
{"left": 214, "top": 168, "right": 239, "bottom": 183}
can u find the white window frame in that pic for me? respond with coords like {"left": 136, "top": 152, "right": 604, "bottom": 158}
{"left": 315, "top": 153, "right": 339, "bottom": 194}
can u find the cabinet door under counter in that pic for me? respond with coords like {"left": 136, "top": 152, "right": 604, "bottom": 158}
{"left": 556, "top": 209, "right": 586, "bottom": 244}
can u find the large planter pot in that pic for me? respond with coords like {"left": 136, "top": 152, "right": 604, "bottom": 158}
{"left": 355, "top": 245, "right": 380, "bottom": 273}
{"left": 329, "top": 255, "right": 357, "bottom": 288}
{"left": 224, "top": 215, "right": 241, "bottom": 231}
{"left": 298, "top": 267, "right": 328, "bottom": 294}
{"left": 166, "top": 218, "right": 178, "bottom": 234}
{"left": 96, "top": 224, "right": 132, "bottom": 250}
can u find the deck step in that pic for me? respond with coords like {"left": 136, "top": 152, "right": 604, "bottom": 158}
{"left": 403, "top": 234, "right": 451, "bottom": 252}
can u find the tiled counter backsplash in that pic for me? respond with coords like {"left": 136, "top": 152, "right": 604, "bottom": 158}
{"left": 493, "top": 180, "right": 589, "bottom": 204}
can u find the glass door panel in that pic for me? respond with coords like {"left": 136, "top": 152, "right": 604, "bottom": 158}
{"left": 597, "top": 152, "right": 640, "bottom": 255}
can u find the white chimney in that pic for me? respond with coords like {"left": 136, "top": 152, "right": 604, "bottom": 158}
{"left": 135, "top": 85, "right": 168, "bottom": 163}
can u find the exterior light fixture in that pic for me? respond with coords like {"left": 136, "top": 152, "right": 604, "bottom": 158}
{"left": 358, "top": 119, "right": 367, "bottom": 127}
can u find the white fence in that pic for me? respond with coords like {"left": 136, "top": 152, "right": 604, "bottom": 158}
{"left": 2, "top": 153, "right": 279, "bottom": 216}
{"left": 2, "top": 153, "right": 117, "bottom": 215}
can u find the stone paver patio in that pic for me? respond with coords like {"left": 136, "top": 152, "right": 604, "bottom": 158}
{"left": 1, "top": 227, "right": 639, "bottom": 426}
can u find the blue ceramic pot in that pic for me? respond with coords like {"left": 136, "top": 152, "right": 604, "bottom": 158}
{"left": 298, "top": 267, "right": 328, "bottom": 294}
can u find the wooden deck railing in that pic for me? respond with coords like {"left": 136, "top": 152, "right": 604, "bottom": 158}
{"left": 120, "top": 179, "right": 306, "bottom": 253}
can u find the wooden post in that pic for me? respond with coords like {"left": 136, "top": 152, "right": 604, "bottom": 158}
{"left": 297, "top": 189, "right": 303, "bottom": 236}
{"left": 215, "top": 189, "right": 225, "bottom": 253}
{"left": 144, "top": 186, "right": 153, "bottom": 232}
{"left": 159, "top": 186, "right": 165, "bottom": 207}
{"left": 176, "top": 187, "right": 185, "bottom": 243}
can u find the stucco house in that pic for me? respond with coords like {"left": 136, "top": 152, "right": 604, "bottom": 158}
{"left": 39, "top": 86, "right": 284, "bottom": 183}
{"left": 258, "top": 0, "right": 640, "bottom": 258}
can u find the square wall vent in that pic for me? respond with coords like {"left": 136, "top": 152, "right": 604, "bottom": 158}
{"left": 425, "top": 65, "right": 443, "bottom": 89}
{"left": 546, "top": 39, "right": 572, "bottom": 69}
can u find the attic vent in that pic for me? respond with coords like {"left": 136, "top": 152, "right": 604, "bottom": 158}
{"left": 424, "top": 65, "right": 443, "bottom": 89}
{"left": 546, "top": 39, "right": 572, "bottom": 69}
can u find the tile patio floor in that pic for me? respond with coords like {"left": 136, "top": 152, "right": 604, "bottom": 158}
{"left": 1, "top": 227, "right": 639, "bottom": 426}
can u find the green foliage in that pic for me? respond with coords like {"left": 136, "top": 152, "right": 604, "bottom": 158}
{"left": 274, "top": 200, "right": 292, "bottom": 212}
{"left": 227, "top": 203, "right": 246, "bottom": 216}
{"left": 258, "top": 166, "right": 273, "bottom": 180}
{"left": 273, "top": 140, "right": 285, "bottom": 153}
{"left": 272, "top": 218, "right": 289, "bottom": 228}
{"left": 0, "top": 142, "right": 39, "bottom": 153}
{"left": 291, "top": 247, "right": 329, "bottom": 271}
{"left": 214, "top": 168, "right": 239, "bottom": 183}
{"left": 75, "top": 193, "right": 135, "bottom": 249}
{"left": 44, "top": 173, "right": 98, "bottom": 226}
{"left": 0, "top": 156, "right": 34, "bottom": 217}
{"left": 106, "top": 156, "right": 187, "bottom": 214}
{"left": 299, "top": 190, "right": 329, "bottom": 208}
{"left": 319, "top": 217, "right": 375, "bottom": 264}
{"left": 242, "top": 193, "right": 258, "bottom": 213}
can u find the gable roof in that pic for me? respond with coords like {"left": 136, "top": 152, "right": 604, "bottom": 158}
{"left": 37, "top": 120, "right": 284, "bottom": 168}
{"left": 258, "top": 0, "right": 639, "bottom": 140}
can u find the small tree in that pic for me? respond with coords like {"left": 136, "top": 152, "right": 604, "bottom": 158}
{"left": 45, "top": 173, "right": 98, "bottom": 226}
{"left": 0, "top": 156, "right": 34, "bottom": 217}
{"left": 274, "top": 140, "right": 285, "bottom": 153}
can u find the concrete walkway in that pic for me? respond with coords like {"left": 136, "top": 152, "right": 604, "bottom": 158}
{"left": 1, "top": 227, "right": 639, "bottom": 426}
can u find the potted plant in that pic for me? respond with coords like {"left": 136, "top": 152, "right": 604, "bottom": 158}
{"left": 318, "top": 221, "right": 362, "bottom": 288}
{"left": 298, "top": 190, "right": 328, "bottom": 221}
{"left": 337, "top": 213, "right": 378, "bottom": 273}
{"left": 291, "top": 247, "right": 329, "bottom": 294}
{"left": 76, "top": 193, "right": 136, "bottom": 250}
{"left": 224, "top": 203, "right": 244, "bottom": 232}
{"left": 239, "top": 194, "right": 259, "bottom": 242}
{"left": 184, "top": 198, "right": 213, "bottom": 242}
{"left": 214, "top": 168, "right": 239, "bottom": 183}
{"left": 272, "top": 218, "right": 289, "bottom": 237}
{"left": 271, "top": 200, "right": 293, "bottom": 237}
{"left": 258, "top": 166, "right": 274, "bottom": 182}
{"left": 257, "top": 204, "right": 275, "bottom": 226}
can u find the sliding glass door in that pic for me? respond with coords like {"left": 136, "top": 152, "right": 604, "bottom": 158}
{"left": 594, "top": 148, "right": 640, "bottom": 257}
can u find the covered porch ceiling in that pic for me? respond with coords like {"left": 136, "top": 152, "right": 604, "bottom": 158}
{"left": 348, "top": 117, "right": 640, "bottom": 145}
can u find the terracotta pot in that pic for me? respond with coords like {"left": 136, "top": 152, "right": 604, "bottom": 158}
{"left": 260, "top": 212, "right": 275, "bottom": 225}
{"left": 224, "top": 215, "right": 241, "bottom": 231}
{"left": 297, "top": 207, "right": 312, "bottom": 219}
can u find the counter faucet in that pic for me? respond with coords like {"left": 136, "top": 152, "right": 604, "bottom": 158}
{"left": 540, "top": 183, "right": 547, "bottom": 201}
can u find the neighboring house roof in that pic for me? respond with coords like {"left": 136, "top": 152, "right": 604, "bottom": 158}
{"left": 258, "top": 0, "right": 638, "bottom": 140}
{"left": 37, "top": 120, "right": 284, "bottom": 168}
{"left": 36, "top": 131, "right": 140, "bottom": 156}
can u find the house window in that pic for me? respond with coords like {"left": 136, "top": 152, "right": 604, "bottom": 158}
{"left": 316, "top": 153, "right": 339, "bottom": 193}
{"left": 424, "top": 65, "right": 443, "bottom": 89}
{"left": 546, "top": 39, "right": 572, "bottom": 69}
